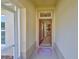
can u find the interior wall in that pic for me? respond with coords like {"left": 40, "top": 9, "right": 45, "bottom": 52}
{"left": 55, "top": 0, "right": 78, "bottom": 59}
{"left": 26, "top": 2, "right": 36, "bottom": 51}
{"left": 20, "top": 8, "right": 27, "bottom": 59}
{"left": 17, "top": 0, "right": 36, "bottom": 59}
{"left": 26, "top": 1, "right": 36, "bottom": 59}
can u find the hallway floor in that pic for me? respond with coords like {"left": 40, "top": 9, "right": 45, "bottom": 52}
{"left": 30, "top": 47, "right": 58, "bottom": 59}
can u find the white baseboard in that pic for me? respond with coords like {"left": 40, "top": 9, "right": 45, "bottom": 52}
{"left": 53, "top": 43, "right": 65, "bottom": 59}
{"left": 20, "top": 51, "right": 26, "bottom": 59}
{"left": 26, "top": 42, "right": 36, "bottom": 59}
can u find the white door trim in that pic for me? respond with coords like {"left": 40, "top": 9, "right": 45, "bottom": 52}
{"left": 36, "top": 8, "right": 55, "bottom": 48}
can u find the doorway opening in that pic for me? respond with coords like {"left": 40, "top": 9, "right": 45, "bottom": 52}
{"left": 36, "top": 10, "right": 55, "bottom": 48}
{"left": 39, "top": 19, "right": 52, "bottom": 47}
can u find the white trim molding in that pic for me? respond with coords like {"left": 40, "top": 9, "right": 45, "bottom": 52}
{"left": 36, "top": 8, "right": 55, "bottom": 48}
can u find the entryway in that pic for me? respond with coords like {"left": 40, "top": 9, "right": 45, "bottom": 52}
{"left": 36, "top": 10, "right": 55, "bottom": 48}
{"left": 39, "top": 19, "right": 52, "bottom": 47}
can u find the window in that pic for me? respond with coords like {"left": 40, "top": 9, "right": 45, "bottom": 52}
{"left": 40, "top": 13, "right": 51, "bottom": 17}
{"left": 1, "top": 22, "right": 5, "bottom": 30}
{"left": 1, "top": 31, "right": 5, "bottom": 44}
{"left": 1, "top": 15, "right": 6, "bottom": 44}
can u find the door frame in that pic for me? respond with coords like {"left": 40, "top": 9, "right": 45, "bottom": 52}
{"left": 36, "top": 8, "right": 55, "bottom": 48}
{"left": 1, "top": 5, "right": 18, "bottom": 59}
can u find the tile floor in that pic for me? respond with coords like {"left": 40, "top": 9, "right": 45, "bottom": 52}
{"left": 30, "top": 47, "right": 58, "bottom": 59}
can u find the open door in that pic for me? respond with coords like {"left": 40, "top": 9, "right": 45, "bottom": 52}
{"left": 39, "top": 19, "right": 52, "bottom": 47}
{"left": 1, "top": 2, "right": 20, "bottom": 59}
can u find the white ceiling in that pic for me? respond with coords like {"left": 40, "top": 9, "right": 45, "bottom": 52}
{"left": 30, "top": 0, "right": 57, "bottom": 8}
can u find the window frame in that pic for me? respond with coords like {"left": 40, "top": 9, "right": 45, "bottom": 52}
{"left": 1, "top": 5, "right": 16, "bottom": 45}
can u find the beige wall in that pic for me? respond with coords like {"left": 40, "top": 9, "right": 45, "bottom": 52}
{"left": 26, "top": 3, "right": 36, "bottom": 59}
{"left": 55, "top": 0, "right": 78, "bottom": 59}
{"left": 18, "top": 0, "right": 36, "bottom": 59}
{"left": 20, "top": 8, "right": 27, "bottom": 59}
{"left": 26, "top": 2, "right": 36, "bottom": 50}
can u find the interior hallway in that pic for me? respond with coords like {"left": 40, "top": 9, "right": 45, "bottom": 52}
{"left": 1, "top": 0, "right": 78, "bottom": 59}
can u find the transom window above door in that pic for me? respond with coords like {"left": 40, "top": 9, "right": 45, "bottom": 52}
{"left": 38, "top": 11, "right": 52, "bottom": 18}
{"left": 40, "top": 13, "right": 51, "bottom": 17}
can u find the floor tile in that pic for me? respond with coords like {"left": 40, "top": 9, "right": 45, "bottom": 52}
{"left": 30, "top": 47, "right": 58, "bottom": 59}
